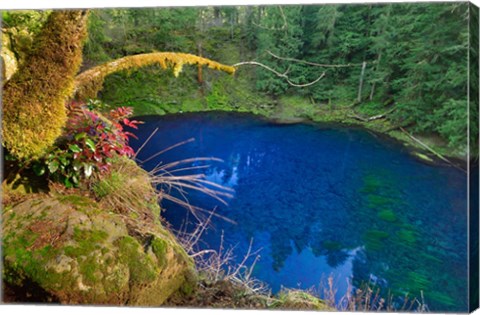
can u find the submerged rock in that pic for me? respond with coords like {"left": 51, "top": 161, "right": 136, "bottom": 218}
{"left": 2, "top": 195, "right": 196, "bottom": 305}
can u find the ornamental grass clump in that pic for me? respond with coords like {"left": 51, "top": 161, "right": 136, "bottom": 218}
{"left": 91, "top": 156, "right": 161, "bottom": 221}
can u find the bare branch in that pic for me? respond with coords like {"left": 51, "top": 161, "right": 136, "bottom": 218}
{"left": 267, "top": 50, "right": 371, "bottom": 68}
{"left": 287, "top": 72, "right": 326, "bottom": 87}
{"left": 233, "top": 61, "right": 287, "bottom": 77}
{"left": 233, "top": 61, "right": 327, "bottom": 88}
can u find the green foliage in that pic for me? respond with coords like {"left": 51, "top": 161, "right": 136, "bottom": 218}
{"left": 82, "top": 3, "right": 471, "bottom": 152}
{"left": 1, "top": 10, "right": 49, "bottom": 33}
{"left": 101, "top": 65, "right": 201, "bottom": 116}
{"left": 254, "top": 6, "right": 305, "bottom": 95}
{"left": 206, "top": 81, "right": 231, "bottom": 110}
{"left": 469, "top": 4, "right": 479, "bottom": 157}
{"left": 32, "top": 103, "right": 140, "bottom": 188}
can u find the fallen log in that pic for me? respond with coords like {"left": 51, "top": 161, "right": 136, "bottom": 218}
{"left": 399, "top": 127, "right": 466, "bottom": 173}
{"left": 348, "top": 107, "right": 396, "bottom": 122}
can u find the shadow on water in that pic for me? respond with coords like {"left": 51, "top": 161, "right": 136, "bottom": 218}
{"left": 129, "top": 111, "right": 469, "bottom": 312}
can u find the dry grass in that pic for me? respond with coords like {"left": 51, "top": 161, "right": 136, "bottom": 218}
{"left": 90, "top": 156, "right": 159, "bottom": 222}
{"left": 135, "top": 136, "right": 271, "bottom": 302}
{"left": 318, "top": 274, "right": 429, "bottom": 312}
{"left": 135, "top": 130, "right": 235, "bottom": 224}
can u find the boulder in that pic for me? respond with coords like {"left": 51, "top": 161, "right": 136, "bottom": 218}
{"left": 2, "top": 195, "right": 196, "bottom": 305}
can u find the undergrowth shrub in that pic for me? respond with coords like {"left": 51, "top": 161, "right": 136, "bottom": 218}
{"left": 33, "top": 102, "right": 141, "bottom": 188}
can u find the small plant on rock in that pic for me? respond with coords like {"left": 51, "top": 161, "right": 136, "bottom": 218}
{"left": 33, "top": 101, "right": 142, "bottom": 187}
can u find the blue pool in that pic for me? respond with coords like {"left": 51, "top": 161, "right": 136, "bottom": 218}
{"left": 130, "top": 111, "right": 468, "bottom": 312}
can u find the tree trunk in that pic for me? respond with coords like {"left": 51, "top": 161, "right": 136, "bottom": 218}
{"left": 197, "top": 42, "right": 203, "bottom": 84}
{"left": 357, "top": 61, "right": 367, "bottom": 103}
{"left": 2, "top": 10, "right": 89, "bottom": 160}
{"left": 197, "top": 42, "right": 205, "bottom": 96}
{"left": 369, "top": 52, "right": 382, "bottom": 101}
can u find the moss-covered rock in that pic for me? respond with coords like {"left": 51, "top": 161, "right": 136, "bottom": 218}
{"left": 272, "top": 290, "right": 335, "bottom": 311}
{"left": 1, "top": 33, "right": 18, "bottom": 81}
{"left": 2, "top": 195, "right": 196, "bottom": 305}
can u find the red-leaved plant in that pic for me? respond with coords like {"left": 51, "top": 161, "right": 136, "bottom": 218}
{"left": 33, "top": 101, "right": 142, "bottom": 188}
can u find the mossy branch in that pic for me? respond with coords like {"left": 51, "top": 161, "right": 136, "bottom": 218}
{"left": 74, "top": 52, "right": 236, "bottom": 101}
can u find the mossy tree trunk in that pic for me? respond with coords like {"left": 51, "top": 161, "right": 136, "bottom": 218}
{"left": 2, "top": 10, "right": 88, "bottom": 160}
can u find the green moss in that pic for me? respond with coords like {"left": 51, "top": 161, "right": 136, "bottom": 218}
{"left": 73, "top": 227, "right": 108, "bottom": 243}
{"left": 377, "top": 209, "right": 397, "bottom": 222}
{"left": 57, "top": 194, "right": 97, "bottom": 208}
{"left": 63, "top": 229, "right": 109, "bottom": 283}
{"left": 179, "top": 281, "right": 195, "bottom": 296}
{"left": 3, "top": 227, "right": 63, "bottom": 290}
{"left": 92, "top": 171, "right": 125, "bottom": 198}
{"left": 5, "top": 209, "right": 16, "bottom": 221}
{"left": 74, "top": 52, "right": 236, "bottom": 101}
{"left": 2, "top": 10, "right": 88, "bottom": 160}
{"left": 151, "top": 237, "right": 168, "bottom": 268}
{"left": 273, "top": 290, "right": 334, "bottom": 311}
{"left": 147, "top": 202, "right": 161, "bottom": 221}
{"left": 116, "top": 236, "right": 158, "bottom": 284}
{"left": 275, "top": 95, "right": 318, "bottom": 120}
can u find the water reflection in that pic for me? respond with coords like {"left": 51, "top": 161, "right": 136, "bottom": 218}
{"left": 131, "top": 112, "right": 468, "bottom": 312}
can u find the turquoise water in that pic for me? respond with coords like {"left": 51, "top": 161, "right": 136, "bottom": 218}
{"left": 130, "top": 111, "right": 468, "bottom": 312}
